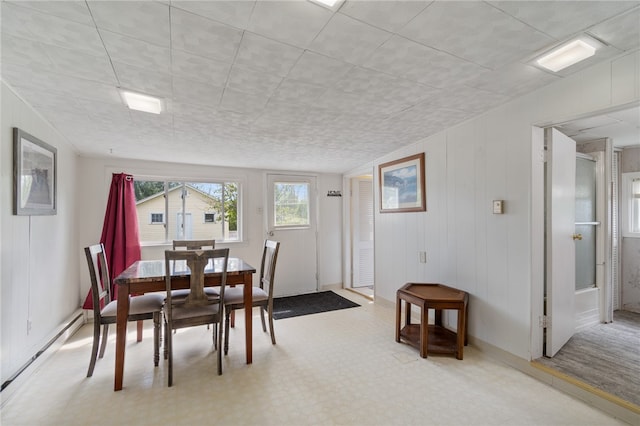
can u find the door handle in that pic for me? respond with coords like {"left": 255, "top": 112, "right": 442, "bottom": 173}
{"left": 572, "top": 233, "right": 583, "bottom": 241}
{"left": 267, "top": 231, "right": 274, "bottom": 237}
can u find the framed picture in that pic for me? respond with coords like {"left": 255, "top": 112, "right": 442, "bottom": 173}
{"left": 379, "top": 153, "right": 425, "bottom": 213}
{"left": 13, "top": 128, "right": 57, "bottom": 215}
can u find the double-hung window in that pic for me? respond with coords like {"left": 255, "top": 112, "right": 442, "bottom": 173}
{"left": 134, "top": 179, "right": 240, "bottom": 243}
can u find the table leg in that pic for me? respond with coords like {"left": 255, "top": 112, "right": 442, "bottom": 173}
{"left": 456, "top": 307, "right": 465, "bottom": 360}
{"left": 395, "top": 295, "right": 401, "bottom": 343}
{"left": 114, "top": 285, "right": 130, "bottom": 391}
{"left": 243, "top": 272, "right": 252, "bottom": 364}
{"left": 420, "top": 306, "right": 428, "bottom": 358}
{"left": 404, "top": 301, "right": 411, "bottom": 325}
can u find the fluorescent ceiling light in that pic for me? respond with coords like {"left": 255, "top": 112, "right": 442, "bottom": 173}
{"left": 120, "top": 90, "right": 163, "bottom": 114}
{"left": 536, "top": 39, "right": 597, "bottom": 72}
{"left": 308, "top": 0, "right": 344, "bottom": 10}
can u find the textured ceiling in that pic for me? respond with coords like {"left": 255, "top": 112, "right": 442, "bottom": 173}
{"left": 2, "top": 1, "right": 639, "bottom": 173}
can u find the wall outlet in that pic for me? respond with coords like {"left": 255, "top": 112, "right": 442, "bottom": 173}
{"left": 419, "top": 251, "right": 427, "bottom": 263}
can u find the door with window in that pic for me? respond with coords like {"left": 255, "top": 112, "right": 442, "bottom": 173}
{"left": 266, "top": 174, "right": 318, "bottom": 296}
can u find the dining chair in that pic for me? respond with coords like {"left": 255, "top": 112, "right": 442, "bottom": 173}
{"left": 84, "top": 243, "right": 164, "bottom": 377}
{"left": 164, "top": 248, "right": 229, "bottom": 386}
{"left": 223, "top": 240, "right": 280, "bottom": 355}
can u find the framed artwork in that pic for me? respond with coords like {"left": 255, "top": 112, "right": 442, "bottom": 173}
{"left": 13, "top": 128, "right": 57, "bottom": 215}
{"left": 379, "top": 152, "right": 425, "bottom": 213}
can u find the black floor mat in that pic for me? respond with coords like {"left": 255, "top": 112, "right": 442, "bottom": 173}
{"left": 272, "top": 291, "right": 360, "bottom": 320}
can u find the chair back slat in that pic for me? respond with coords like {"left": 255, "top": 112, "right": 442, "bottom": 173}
{"left": 260, "top": 240, "right": 280, "bottom": 298}
{"left": 85, "top": 243, "right": 111, "bottom": 315}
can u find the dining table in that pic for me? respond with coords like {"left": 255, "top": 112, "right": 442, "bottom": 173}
{"left": 113, "top": 256, "right": 256, "bottom": 391}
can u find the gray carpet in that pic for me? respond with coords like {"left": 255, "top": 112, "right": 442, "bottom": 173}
{"left": 535, "top": 310, "right": 640, "bottom": 407}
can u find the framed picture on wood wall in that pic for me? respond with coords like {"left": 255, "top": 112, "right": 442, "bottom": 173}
{"left": 379, "top": 152, "right": 426, "bottom": 213}
{"left": 13, "top": 128, "right": 57, "bottom": 215}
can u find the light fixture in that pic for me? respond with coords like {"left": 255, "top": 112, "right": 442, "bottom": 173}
{"left": 308, "top": 0, "right": 344, "bottom": 10}
{"left": 120, "top": 89, "right": 163, "bottom": 114}
{"left": 536, "top": 37, "right": 599, "bottom": 72}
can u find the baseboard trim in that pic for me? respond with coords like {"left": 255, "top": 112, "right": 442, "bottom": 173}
{"left": 1, "top": 309, "right": 85, "bottom": 407}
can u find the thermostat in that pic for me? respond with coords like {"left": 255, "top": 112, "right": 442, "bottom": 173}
{"left": 493, "top": 200, "right": 504, "bottom": 214}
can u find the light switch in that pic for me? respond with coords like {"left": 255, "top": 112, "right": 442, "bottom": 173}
{"left": 493, "top": 200, "right": 504, "bottom": 214}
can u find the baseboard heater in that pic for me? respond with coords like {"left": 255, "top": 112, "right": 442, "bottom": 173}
{"left": 1, "top": 312, "right": 84, "bottom": 392}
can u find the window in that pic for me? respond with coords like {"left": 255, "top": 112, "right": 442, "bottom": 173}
{"left": 150, "top": 213, "right": 164, "bottom": 224}
{"left": 274, "top": 182, "right": 310, "bottom": 227}
{"left": 622, "top": 172, "right": 640, "bottom": 238}
{"left": 134, "top": 179, "right": 240, "bottom": 243}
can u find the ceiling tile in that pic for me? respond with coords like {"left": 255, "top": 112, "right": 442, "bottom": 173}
{"left": 171, "top": 49, "right": 232, "bottom": 85}
{"left": 467, "top": 62, "right": 559, "bottom": 98}
{"left": 5, "top": 1, "right": 94, "bottom": 26}
{"left": 171, "top": 7, "right": 243, "bottom": 62}
{"left": 246, "top": 0, "right": 333, "bottom": 48}
{"left": 339, "top": 0, "right": 430, "bottom": 32}
{"left": 271, "top": 79, "right": 327, "bottom": 105}
{"left": 170, "top": 1, "right": 255, "bottom": 30}
{"left": 45, "top": 44, "right": 116, "bottom": 84}
{"left": 88, "top": 1, "right": 170, "bottom": 47}
{"left": 226, "top": 65, "right": 282, "bottom": 97}
{"left": 172, "top": 77, "right": 224, "bottom": 107}
{"left": 362, "top": 35, "right": 490, "bottom": 88}
{"left": 1, "top": 2, "right": 104, "bottom": 55}
{"left": 488, "top": 1, "right": 639, "bottom": 40}
{"left": 100, "top": 30, "right": 171, "bottom": 73}
{"left": 220, "top": 88, "right": 269, "bottom": 115}
{"left": 235, "top": 32, "right": 304, "bottom": 77}
{"left": 287, "top": 51, "right": 353, "bottom": 86}
{"left": 113, "top": 62, "right": 173, "bottom": 97}
{"left": 399, "top": 1, "right": 553, "bottom": 69}
{"left": 1, "top": 34, "right": 55, "bottom": 69}
{"left": 590, "top": 8, "right": 640, "bottom": 51}
{"left": 310, "top": 13, "right": 392, "bottom": 65}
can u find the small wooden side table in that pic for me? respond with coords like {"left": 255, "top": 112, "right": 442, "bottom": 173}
{"left": 396, "top": 283, "right": 469, "bottom": 360}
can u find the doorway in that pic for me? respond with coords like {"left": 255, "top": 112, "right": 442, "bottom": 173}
{"left": 265, "top": 173, "right": 318, "bottom": 297}
{"left": 348, "top": 175, "right": 374, "bottom": 299}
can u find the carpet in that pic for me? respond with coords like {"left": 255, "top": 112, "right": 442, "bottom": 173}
{"left": 272, "top": 291, "right": 360, "bottom": 320}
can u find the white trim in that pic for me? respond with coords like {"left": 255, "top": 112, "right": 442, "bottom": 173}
{"left": 621, "top": 172, "right": 640, "bottom": 238}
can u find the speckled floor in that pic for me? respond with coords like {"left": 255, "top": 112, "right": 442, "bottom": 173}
{"left": 0, "top": 290, "right": 628, "bottom": 426}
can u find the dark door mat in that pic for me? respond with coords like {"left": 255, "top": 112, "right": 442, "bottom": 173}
{"left": 272, "top": 291, "right": 360, "bottom": 320}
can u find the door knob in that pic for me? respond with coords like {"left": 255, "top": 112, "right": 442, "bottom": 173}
{"left": 268, "top": 231, "right": 274, "bottom": 237}
{"left": 572, "top": 233, "right": 583, "bottom": 241}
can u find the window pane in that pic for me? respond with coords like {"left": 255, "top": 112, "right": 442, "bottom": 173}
{"left": 135, "top": 179, "right": 239, "bottom": 243}
{"left": 134, "top": 180, "right": 167, "bottom": 242}
{"left": 274, "top": 182, "right": 309, "bottom": 227}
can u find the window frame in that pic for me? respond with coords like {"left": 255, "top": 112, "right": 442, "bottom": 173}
{"left": 621, "top": 171, "right": 640, "bottom": 238}
{"left": 272, "top": 181, "right": 311, "bottom": 230}
{"left": 133, "top": 175, "right": 243, "bottom": 245}
{"left": 149, "top": 212, "right": 165, "bottom": 225}
{"left": 203, "top": 212, "right": 215, "bottom": 223}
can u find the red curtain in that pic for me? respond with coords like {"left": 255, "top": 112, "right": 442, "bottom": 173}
{"left": 83, "top": 173, "right": 141, "bottom": 309}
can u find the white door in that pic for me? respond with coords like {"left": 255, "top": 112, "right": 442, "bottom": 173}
{"left": 545, "top": 128, "right": 577, "bottom": 357}
{"left": 266, "top": 174, "right": 318, "bottom": 296}
{"left": 351, "top": 177, "right": 374, "bottom": 288}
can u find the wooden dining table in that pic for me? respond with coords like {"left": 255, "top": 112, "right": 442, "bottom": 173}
{"left": 113, "top": 257, "right": 256, "bottom": 391}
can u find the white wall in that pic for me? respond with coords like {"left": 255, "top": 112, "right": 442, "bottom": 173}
{"left": 348, "top": 50, "right": 640, "bottom": 361}
{"left": 1, "top": 82, "right": 79, "bottom": 384}
{"left": 76, "top": 157, "right": 343, "bottom": 301}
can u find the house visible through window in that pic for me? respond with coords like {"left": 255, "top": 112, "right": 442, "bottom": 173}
{"left": 134, "top": 179, "right": 240, "bottom": 243}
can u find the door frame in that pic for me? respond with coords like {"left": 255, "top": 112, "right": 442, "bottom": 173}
{"left": 343, "top": 167, "right": 375, "bottom": 293}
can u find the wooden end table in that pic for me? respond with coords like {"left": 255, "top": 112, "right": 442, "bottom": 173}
{"left": 396, "top": 283, "right": 469, "bottom": 360}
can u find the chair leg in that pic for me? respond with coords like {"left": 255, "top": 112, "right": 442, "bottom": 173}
{"left": 153, "top": 312, "right": 160, "bottom": 367}
{"left": 167, "top": 322, "right": 173, "bottom": 387}
{"left": 164, "top": 318, "right": 169, "bottom": 360}
{"left": 212, "top": 323, "right": 217, "bottom": 349}
{"left": 217, "top": 319, "right": 223, "bottom": 375}
{"left": 98, "top": 324, "right": 109, "bottom": 358}
{"left": 87, "top": 321, "right": 101, "bottom": 377}
{"left": 137, "top": 320, "right": 143, "bottom": 342}
{"left": 260, "top": 306, "right": 267, "bottom": 333}
{"left": 224, "top": 309, "right": 231, "bottom": 355}
{"left": 267, "top": 307, "right": 276, "bottom": 345}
